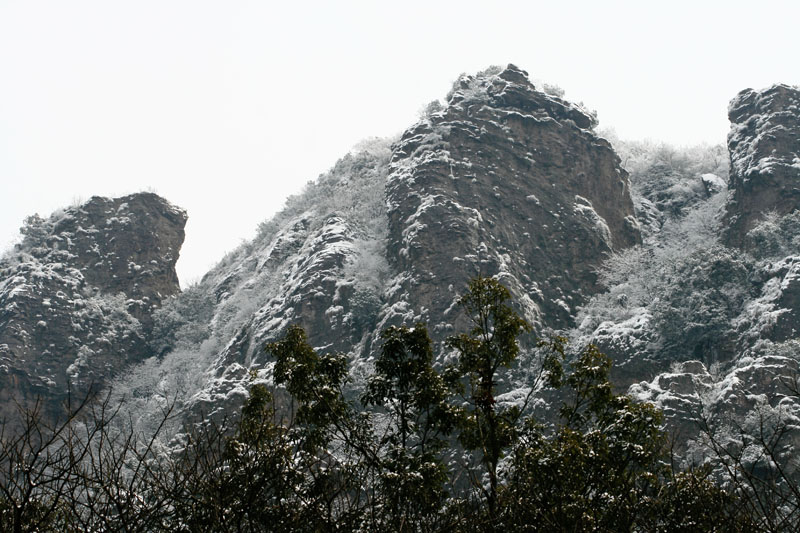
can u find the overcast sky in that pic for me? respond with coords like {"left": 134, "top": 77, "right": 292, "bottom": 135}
{"left": 1, "top": 0, "right": 798, "bottom": 285}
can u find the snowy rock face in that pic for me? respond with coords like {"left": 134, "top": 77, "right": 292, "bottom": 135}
{"left": 6, "top": 67, "right": 792, "bottom": 468}
{"left": 145, "top": 151, "right": 394, "bottom": 419}
{"left": 0, "top": 193, "right": 186, "bottom": 422}
{"left": 724, "top": 84, "right": 800, "bottom": 247}
{"left": 114, "top": 66, "right": 642, "bottom": 426}
{"left": 7, "top": 69, "right": 800, "bottom": 466}
{"left": 382, "top": 64, "right": 640, "bottom": 338}
{"left": 570, "top": 86, "right": 800, "bottom": 450}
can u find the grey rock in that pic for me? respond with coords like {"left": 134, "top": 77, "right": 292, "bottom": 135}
{"left": 0, "top": 193, "right": 186, "bottom": 423}
{"left": 723, "top": 84, "right": 800, "bottom": 247}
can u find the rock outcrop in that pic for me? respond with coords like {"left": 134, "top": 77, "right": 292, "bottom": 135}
{"left": 724, "top": 84, "right": 800, "bottom": 247}
{"left": 380, "top": 64, "right": 640, "bottom": 342}
{"left": 5, "top": 67, "right": 800, "bottom": 471}
{"left": 571, "top": 84, "right": 800, "bottom": 452}
{"left": 125, "top": 65, "right": 642, "bottom": 424}
{"left": 0, "top": 192, "right": 186, "bottom": 422}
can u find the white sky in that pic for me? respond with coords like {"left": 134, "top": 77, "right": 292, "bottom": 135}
{"left": 1, "top": 1, "right": 798, "bottom": 285}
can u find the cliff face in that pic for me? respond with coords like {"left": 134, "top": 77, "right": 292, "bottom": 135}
{"left": 0, "top": 192, "right": 186, "bottom": 421}
{"left": 573, "top": 85, "right": 800, "bottom": 449}
{"left": 7, "top": 69, "right": 799, "bottom": 462}
{"left": 381, "top": 65, "right": 640, "bottom": 342}
{"left": 724, "top": 84, "right": 800, "bottom": 247}
{"left": 50, "top": 194, "right": 186, "bottom": 323}
{"left": 115, "top": 65, "right": 641, "bottom": 423}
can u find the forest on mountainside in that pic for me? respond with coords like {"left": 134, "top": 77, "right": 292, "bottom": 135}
{"left": 3, "top": 66, "right": 800, "bottom": 531}
{"left": 3, "top": 277, "right": 793, "bottom": 532}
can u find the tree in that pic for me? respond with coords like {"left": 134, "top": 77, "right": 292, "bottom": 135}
{"left": 266, "top": 325, "right": 369, "bottom": 530}
{"left": 651, "top": 246, "right": 751, "bottom": 365}
{"left": 268, "top": 325, "right": 352, "bottom": 454}
{"left": 0, "top": 277, "right": 767, "bottom": 531}
{"left": 698, "top": 372, "right": 800, "bottom": 533}
{"left": 18, "top": 213, "right": 51, "bottom": 250}
{"left": 165, "top": 384, "right": 305, "bottom": 532}
{"left": 446, "top": 276, "right": 531, "bottom": 520}
{"left": 63, "top": 397, "right": 177, "bottom": 533}
{"left": 362, "top": 324, "right": 458, "bottom": 531}
{"left": 0, "top": 395, "right": 94, "bottom": 533}
{"left": 500, "top": 339, "right": 750, "bottom": 532}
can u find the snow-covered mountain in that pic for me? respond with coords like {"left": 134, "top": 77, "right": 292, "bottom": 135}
{"left": 2, "top": 65, "right": 799, "bottom": 456}
{"left": 578, "top": 84, "right": 800, "bottom": 451}
{"left": 104, "top": 64, "right": 644, "bottom": 428}
{"left": 0, "top": 193, "right": 186, "bottom": 424}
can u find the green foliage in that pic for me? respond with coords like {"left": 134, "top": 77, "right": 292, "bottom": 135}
{"left": 265, "top": 327, "right": 372, "bottom": 530}
{"left": 642, "top": 468, "right": 755, "bottom": 532}
{"left": 362, "top": 324, "right": 456, "bottom": 530}
{"left": 0, "top": 277, "right": 767, "bottom": 531}
{"left": 169, "top": 384, "right": 302, "bottom": 532}
{"left": 348, "top": 286, "right": 382, "bottom": 336}
{"left": 364, "top": 324, "right": 456, "bottom": 453}
{"left": 499, "top": 341, "right": 748, "bottom": 532}
{"left": 267, "top": 324, "right": 350, "bottom": 452}
{"left": 503, "top": 342, "right": 664, "bottom": 530}
{"left": 18, "top": 213, "right": 52, "bottom": 248}
{"left": 446, "top": 276, "right": 531, "bottom": 518}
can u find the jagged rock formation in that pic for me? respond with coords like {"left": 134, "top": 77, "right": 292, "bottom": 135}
{"left": 380, "top": 65, "right": 640, "bottom": 340}
{"left": 277, "top": 66, "right": 638, "bottom": 348}
{"left": 724, "top": 84, "right": 800, "bottom": 247}
{"left": 642, "top": 87, "right": 800, "bottom": 443}
{"left": 114, "top": 65, "right": 641, "bottom": 423}
{"left": 0, "top": 193, "right": 186, "bottom": 421}
{"left": 572, "top": 85, "right": 800, "bottom": 450}
{"left": 6, "top": 67, "right": 799, "bottom": 467}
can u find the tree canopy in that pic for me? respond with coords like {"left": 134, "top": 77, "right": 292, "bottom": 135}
{"left": 0, "top": 276, "right": 778, "bottom": 531}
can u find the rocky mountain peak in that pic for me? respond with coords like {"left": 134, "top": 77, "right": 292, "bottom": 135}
{"left": 384, "top": 64, "right": 640, "bottom": 338}
{"left": 52, "top": 192, "right": 186, "bottom": 311}
{"left": 0, "top": 192, "right": 186, "bottom": 421}
{"left": 446, "top": 64, "right": 597, "bottom": 130}
{"left": 724, "top": 83, "right": 800, "bottom": 246}
{"left": 109, "top": 65, "right": 644, "bottom": 424}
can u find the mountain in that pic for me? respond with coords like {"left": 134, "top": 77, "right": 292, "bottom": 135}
{"left": 576, "top": 83, "right": 800, "bottom": 449}
{"left": 724, "top": 84, "right": 800, "bottom": 247}
{"left": 1, "top": 66, "right": 799, "bottom": 458}
{"left": 102, "top": 64, "right": 646, "bottom": 427}
{"left": 0, "top": 193, "right": 186, "bottom": 422}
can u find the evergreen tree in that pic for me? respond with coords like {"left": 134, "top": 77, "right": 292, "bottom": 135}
{"left": 169, "top": 384, "right": 300, "bottom": 532}
{"left": 266, "top": 325, "right": 367, "bottom": 530}
{"left": 0, "top": 278, "right": 764, "bottom": 531}
{"left": 500, "top": 339, "right": 750, "bottom": 532}
{"left": 362, "top": 324, "right": 457, "bottom": 531}
{"left": 446, "top": 276, "right": 531, "bottom": 521}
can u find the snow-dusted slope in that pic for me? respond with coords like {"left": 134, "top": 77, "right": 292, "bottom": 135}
{"left": 110, "top": 65, "right": 641, "bottom": 429}
{"left": 6, "top": 70, "right": 799, "bottom": 462}
{"left": 113, "top": 147, "right": 392, "bottom": 423}
{"left": 572, "top": 84, "right": 800, "bottom": 451}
